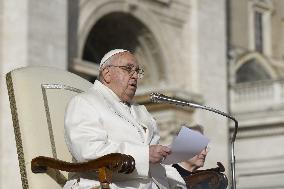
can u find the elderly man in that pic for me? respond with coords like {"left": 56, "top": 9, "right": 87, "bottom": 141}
{"left": 64, "top": 49, "right": 171, "bottom": 189}
{"left": 166, "top": 125, "right": 209, "bottom": 189}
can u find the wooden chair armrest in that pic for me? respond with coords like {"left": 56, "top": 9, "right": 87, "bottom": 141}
{"left": 183, "top": 162, "right": 228, "bottom": 189}
{"left": 31, "top": 153, "right": 135, "bottom": 189}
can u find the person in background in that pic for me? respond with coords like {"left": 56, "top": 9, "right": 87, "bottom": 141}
{"left": 64, "top": 49, "right": 171, "bottom": 189}
{"left": 166, "top": 124, "right": 209, "bottom": 189}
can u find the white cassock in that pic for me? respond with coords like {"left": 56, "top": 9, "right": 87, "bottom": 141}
{"left": 64, "top": 80, "right": 170, "bottom": 189}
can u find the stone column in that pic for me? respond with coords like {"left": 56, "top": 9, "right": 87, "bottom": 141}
{"left": 182, "top": 0, "right": 229, "bottom": 171}
{"left": 0, "top": 1, "right": 28, "bottom": 188}
{"left": 0, "top": 0, "right": 68, "bottom": 188}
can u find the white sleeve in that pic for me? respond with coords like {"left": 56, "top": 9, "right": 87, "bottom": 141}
{"left": 64, "top": 96, "right": 149, "bottom": 177}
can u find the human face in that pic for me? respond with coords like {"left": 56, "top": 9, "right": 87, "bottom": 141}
{"left": 182, "top": 147, "right": 209, "bottom": 171}
{"left": 107, "top": 52, "right": 139, "bottom": 103}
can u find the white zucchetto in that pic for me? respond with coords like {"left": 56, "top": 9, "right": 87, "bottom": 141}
{"left": 99, "top": 49, "right": 128, "bottom": 69}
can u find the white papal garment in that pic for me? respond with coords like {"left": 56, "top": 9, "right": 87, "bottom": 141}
{"left": 64, "top": 80, "right": 170, "bottom": 189}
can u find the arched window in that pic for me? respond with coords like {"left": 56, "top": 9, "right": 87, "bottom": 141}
{"left": 76, "top": 12, "right": 165, "bottom": 85}
{"left": 236, "top": 58, "right": 271, "bottom": 83}
{"left": 83, "top": 13, "right": 144, "bottom": 64}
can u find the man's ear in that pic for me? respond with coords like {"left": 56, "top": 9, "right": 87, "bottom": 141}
{"left": 102, "top": 68, "right": 111, "bottom": 83}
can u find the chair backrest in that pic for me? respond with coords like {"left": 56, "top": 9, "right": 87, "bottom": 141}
{"left": 6, "top": 66, "right": 93, "bottom": 189}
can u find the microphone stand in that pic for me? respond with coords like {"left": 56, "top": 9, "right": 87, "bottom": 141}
{"left": 150, "top": 93, "right": 238, "bottom": 189}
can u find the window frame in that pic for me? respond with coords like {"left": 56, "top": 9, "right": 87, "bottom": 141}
{"left": 248, "top": 1, "right": 272, "bottom": 56}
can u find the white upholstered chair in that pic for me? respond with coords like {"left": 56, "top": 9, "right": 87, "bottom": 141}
{"left": 6, "top": 66, "right": 134, "bottom": 189}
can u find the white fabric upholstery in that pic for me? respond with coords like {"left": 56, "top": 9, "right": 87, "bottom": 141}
{"left": 6, "top": 66, "right": 92, "bottom": 189}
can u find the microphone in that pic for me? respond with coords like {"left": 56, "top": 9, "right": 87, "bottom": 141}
{"left": 151, "top": 92, "right": 207, "bottom": 109}
{"left": 150, "top": 92, "right": 238, "bottom": 189}
{"left": 150, "top": 92, "right": 237, "bottom": 141}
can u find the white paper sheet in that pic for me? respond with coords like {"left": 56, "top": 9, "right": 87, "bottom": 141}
{"left": 162, "top": 126, "right": 209, "bottom": 165}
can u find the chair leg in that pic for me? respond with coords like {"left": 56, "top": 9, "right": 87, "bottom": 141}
{"left": 99, "top": 167, "right": 112, "bottom": 189}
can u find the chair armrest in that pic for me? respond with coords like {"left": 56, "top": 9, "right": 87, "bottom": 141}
{"left": 183, "top": 162, "right": 228, "bottom": 189}
{"left": 31, "top": 153, "right": 135, "bottom": 189}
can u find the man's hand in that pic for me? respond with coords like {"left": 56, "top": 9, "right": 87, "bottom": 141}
{"left": 149, "top": 145, "right": 171, "bottom": 164}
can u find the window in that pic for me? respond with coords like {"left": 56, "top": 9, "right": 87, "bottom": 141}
{"left": 254, "top": 11, "right": 263, "bottom": 53}
{"left": 249, "top": 1, "right": 272, "bottom": 56}
{"left": 236, "top": 59, "right": 270, "bottom": 83}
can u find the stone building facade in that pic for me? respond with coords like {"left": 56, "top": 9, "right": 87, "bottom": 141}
{"left": 1, "top": 0, "right": 283, "bottom": 188}
{"left": 229, "top": 0, "right": 284, "bottom": 188}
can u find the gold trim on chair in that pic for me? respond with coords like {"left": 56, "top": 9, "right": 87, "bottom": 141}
{"left": 41, "top": 84, "right": 84, "bottom": 185}
{"left": 6, "top": 72, "right": 29, "bottom": 189}
{"left": 6, "top": 77, "right": 86, "bottom": 189}
{"left": 41, "top": 84, "right": 83, "bottom": 159}
{"left": 6, "top": 67, "right": 136, "bottom": 189}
